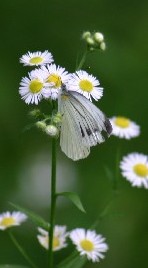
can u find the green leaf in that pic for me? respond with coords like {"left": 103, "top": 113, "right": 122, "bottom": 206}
{"left": 0, "top": 264, "right": 29, "bottom": 268}
{"left": 57, "top": 251, "right": 87, "bottom": 268}
{"left": 9, "top": 203, "right": 49, "bottom": 231}
{"left": 56, "top": 192, "right": 86, "bottom": 213}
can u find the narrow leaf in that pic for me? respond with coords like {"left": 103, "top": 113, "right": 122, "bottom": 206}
{"left": 10, "top": 203, "right": 49, "bottom": 231}
{"left": 56, "top": 192, "right": 86, "bottom": 213}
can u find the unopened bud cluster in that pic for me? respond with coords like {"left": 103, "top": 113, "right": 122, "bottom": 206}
{"left": 36, "top": 120, "right": 59, "bottom": 138}
{"left": 35, "top": 112, "right": 62, "bottom": 138}
{"left": 82, "top": 31, "right": 106, "bottom": 51}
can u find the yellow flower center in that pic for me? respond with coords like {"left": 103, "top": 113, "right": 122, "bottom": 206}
{"left": 1, "top": 217, "right": 16, "bottom": 227}
{"left": 133, "top": 164, "right": 148, "bottom": 177}
{"left": 29, "top": 56, "right": 43, "bottom": 64}
{"left": 115, "top": 117, "right": 130, "bottom": 128}
{"left": 80, "top": 239, "right": 94, "bottom": 252}
{"left": 46, "top": 74, "right": 61, "bottom": 88}
{"left": 79, "top": 79, "right": 93, "bottom": 92}
{"left": 53, "top": 236, "right": 60, "bottom": 249}
{"left": 29, "top": 79, "right": 43, "bottom": 93}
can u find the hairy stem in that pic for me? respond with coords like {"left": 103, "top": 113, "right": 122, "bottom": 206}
{"left": 48, "top": 138, "right": 57, "bottom": 268}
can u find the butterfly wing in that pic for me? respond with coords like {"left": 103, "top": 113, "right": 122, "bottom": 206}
{"left": 68, "top": 91, "right": 112, "bottom": 146}
{"left": 59, "top": 93, "right": 90, "bottom": 160}
{"left": 58, "top": 90, "right": 112, "bottom": 160}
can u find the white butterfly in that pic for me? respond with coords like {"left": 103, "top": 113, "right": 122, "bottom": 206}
{"left": 58, "top": 85, "right": 112, "bottom": 161}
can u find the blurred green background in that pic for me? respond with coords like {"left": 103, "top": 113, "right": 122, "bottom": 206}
{"left": 0, "top": 0, "right": 148, "bottom": 267}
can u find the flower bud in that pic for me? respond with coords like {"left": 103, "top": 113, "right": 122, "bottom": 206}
{"left": 29, "top": 109, "right": 41, "bottom": 117}
{"left": 82, "top": 31, "right": 91, "bottom": 40}
{"left": 93, "top": 32, "right": 104, "bottom": 43}
{"left": 86, "top": 37, "right": 95, "bottom": 46}
{"left": 100, "top": 42, "right": 106, "bottom": 51}
{"left": 53, "top": 113, "right": 62, "bottom": 124}
{"left": 36, "top": 121, "right": 46, "bottom": 130}
{"left": 45, "top": 125, "right": 59, "bottom": 137}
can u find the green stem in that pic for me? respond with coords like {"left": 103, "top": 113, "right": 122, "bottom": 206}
{"left": 8, "top": 230, "right": 38, "bottom": 268}
{"left": 113, "top": 144, "right": 121, "bottom": 191}
{"left": 76, "top": 47, "right": 89, "bottom": 71}
{"left": 48, "top": 138, "right": 57, "bottom": 268}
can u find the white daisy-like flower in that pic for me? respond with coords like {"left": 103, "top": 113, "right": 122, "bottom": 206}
{"left": 109, "top": 116, "right": 140, "bottom": 139}
{"left": 69, "top": 228, "right": 108, "bottom": 262}
{"left": 20, "top": 50, "right": 54, "bottom": 66}
{"left": 0, "top": 211, "right": 27, "bottom": 230}
{"left": 67, "top": 70, "right": 103, "bottom": 101}
{"left": 19, "top": 69, "right": 50, "bottom": 105}
{"left": 120, "top": 153, "right": 148, "bottom": 188}
{"left": 39, "top": 64, "right": 70, "bottom": 100}
{"left": 37, "top": 225, "right": 68, "bottom": 251}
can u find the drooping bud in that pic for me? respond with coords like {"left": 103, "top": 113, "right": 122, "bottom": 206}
{"left": 36, "top": 121, "right": 46, "bottom": 130}
{"left": 45, "top": 125, "right": 59, "bottom": 137}
{"left": 100, "top": 42, "right": 106, "bottom": 51}
{"left": 86, "top": 37, "right": 95, "bottom": 46}
{"left": 93, "top": 32, "right": 104, "bottom": 43}
{"left": 82, "top": 31, "right": 91, "bottom": 40}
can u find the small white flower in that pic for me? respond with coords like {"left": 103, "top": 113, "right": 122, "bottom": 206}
{"left": 67, "top": 70, "right": 103, "bottom": 101}
{"left": 20, "top": 50, "right": 54, "bottom": 66}
{"left": 0, "top": 211, "right": 27, "bottom": 230}
{"left": 69, "top": 228, "right": 108, "bottom": 262}
{"left": 109, "top": 116, "right": 140, "bottom": 139}
{"left": 19, "top": 70, "right": 50, "bottom": 105}
{"left": 37, "top": 225, "right": 68, "bottom": 251}
{"left": 120, "top": 153, "right": 148, "bottom": 188}
{"left": 40, "top": 64, "right": 70, "bottom": 100}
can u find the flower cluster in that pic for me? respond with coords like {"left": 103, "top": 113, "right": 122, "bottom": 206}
{"left": 0, "top": 210, "right": 108, "bottom": 264}
{"left": 19, "top": 50, "right": 103, "bottom": 105}
{"left": 37, "top": 226, "right": 108, "bottom": 263}
{"left": 19, "top": 50, "right": 113, "bottom": 161}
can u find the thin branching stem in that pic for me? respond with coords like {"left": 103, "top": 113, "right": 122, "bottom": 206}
{"left": 75, "top": 47, "right": 89, "bottom": 71}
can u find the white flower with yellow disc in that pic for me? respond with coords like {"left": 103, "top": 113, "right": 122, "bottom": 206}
{"left": 20, "top": 51, "right": 53, "bottom": 66}
{"left": 69, "top": 228, "right": 108, "bottom": 262}
{"left": 109, "top": 116, "right": 140, "bottom": 139}
{"left": 120, "top": 153, "right": 148, "bottom": 188}
{"left": 0, "top": 211, "right": 27, "bottom": 230}
{"left": 40, "top": 64, "right": 70, "bottom": 100}
{"left": 67, "top": 70, "right": 103, "bottom": 101}
{"left": 37, "top": 225, "right": 68, "bottom": 251}
{"left": 19, "top": 70, "right": 50, "bottom": 105}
